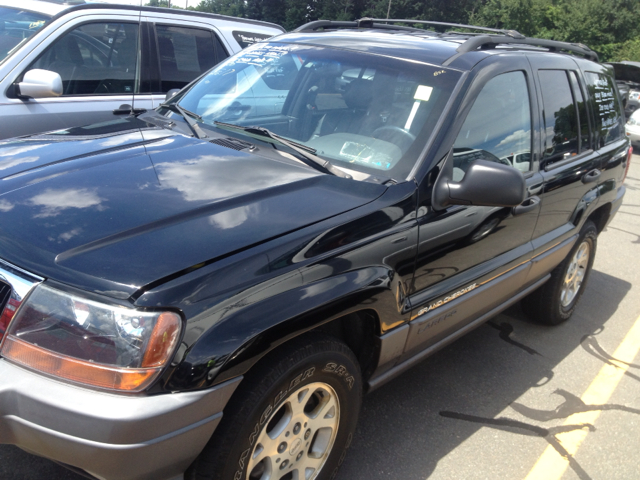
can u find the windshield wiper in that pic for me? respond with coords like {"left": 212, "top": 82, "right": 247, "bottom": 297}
{"left": 159, "top": 103, "right": 209, "bottom": 139}
{"left": 214, "top": 121, "right": 351, "bottom": 179}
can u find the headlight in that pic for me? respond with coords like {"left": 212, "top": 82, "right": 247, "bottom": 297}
{"left": 0, "top": 284, "right": 181, "bottom": 392}
{"left": 628, "top": 117, "right": 638, "bottom": 126}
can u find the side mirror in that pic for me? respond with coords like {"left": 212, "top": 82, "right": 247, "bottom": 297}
{"left": 16, "top": 69, "right": 62, "bottom": 98}
{"left": 433, "top": 159, "right": 526, "bottom": 209}
{"left": 165, "top": 89, "right": 181, "bottom": 102}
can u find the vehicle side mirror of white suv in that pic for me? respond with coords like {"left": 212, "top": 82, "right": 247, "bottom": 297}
{"left": 165, "top": 89, "right": 181, "bottom": 102}
{"left": 16, "top": 69, "right": 63, "bottom": 99}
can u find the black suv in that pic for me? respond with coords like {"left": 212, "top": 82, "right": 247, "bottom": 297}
{"left": 0, "top": 19, "right": 630, "bottom": 480}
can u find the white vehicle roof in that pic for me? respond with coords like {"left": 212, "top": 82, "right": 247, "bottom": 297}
{"left": 0, "top": 1, "right": 285, "bottom": 33}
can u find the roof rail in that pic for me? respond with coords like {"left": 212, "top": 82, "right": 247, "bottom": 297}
{"left": 456, "top": 35, "right": 599, "bottom": 62}
{"left": 356, "top": 18, "right": 525, "bottom": 39}
{"left": 294, "top": 18, "right": 524, "bottom": 38}
{"left": 293, "top": 19, "right": 422, "bottom": 33}
{"left": 294, "top": 18, "right": 598, "bottom": 62}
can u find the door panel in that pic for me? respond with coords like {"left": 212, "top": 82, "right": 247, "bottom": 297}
{"left": 3, "top": 20, "right": 139, "bottom": 138}
{"left": 407, "top": 60, "right": 542, "bottom": 353}
{"left": 1, "top": 96, "right": 134, "bottom": 139}
{"left": 529, "top": 58, "right": 609, "bottom": 249}
{"left": 405, "top": 262, "right": 531, "bottom": 355}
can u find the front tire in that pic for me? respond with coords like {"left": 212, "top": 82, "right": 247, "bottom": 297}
{"left": 522, "top": 220, "right": 597, "bottom": 325}
{"left": 187, "top": 334, "right": 362, "bottom": 480}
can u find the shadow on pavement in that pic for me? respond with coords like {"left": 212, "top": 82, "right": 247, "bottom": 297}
{"left": 337, "top": 269, "right": 631, "bottom": 480}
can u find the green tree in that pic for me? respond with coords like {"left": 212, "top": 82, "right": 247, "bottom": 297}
{"left": 470, "top": 0, "right": 553, "bottom": 36}
{"left": 261, "top": 0, "right": 288, "bottom": 24}
{"left": 285, "top": 0, "right": 313, "bottom": 30}
{"left": 194, "top": 0, "right": 245, "bottom": 16}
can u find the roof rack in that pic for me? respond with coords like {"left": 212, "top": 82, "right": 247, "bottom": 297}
{"left": 356, "top": 18, "right": 526, "bottom": 39}
{"left": 455, "top": 35, "right": 598, "bottom": 62}
{"left": 293, "top": 19, "right": 424, "bottom": 33}
{"left": 294, "top": 18, "right": 524, "bottom": 38}
{"left": 294, "top": 18, "right": 598, "bottom": 63}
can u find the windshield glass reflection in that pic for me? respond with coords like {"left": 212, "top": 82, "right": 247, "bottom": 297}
{"left": 174, "top": 42, "right": 462, "bottom": 180}
{"left": 0, "top": 7, "right": 49, "bottom": 65}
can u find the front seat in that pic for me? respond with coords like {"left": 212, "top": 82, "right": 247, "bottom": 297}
{"left": 311, "top": 78, "right": 374, "bottom": 137}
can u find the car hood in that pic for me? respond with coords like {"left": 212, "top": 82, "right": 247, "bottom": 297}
{"left": 0, "top": 118, "right": 386, "bottom": 299}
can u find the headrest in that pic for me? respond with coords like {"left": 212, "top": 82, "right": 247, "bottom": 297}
{"left": 343, "top": 79, "right": 373, "bottom": 110}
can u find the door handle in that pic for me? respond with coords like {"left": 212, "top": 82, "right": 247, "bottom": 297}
{"left": 113, "top": 104, "right": 146, "bottom": 115}
{"left": 582, "top": 169, "right": 601, "bottom": 184}
{"left": 527, "top": 183, "right": 543, "bottom": 195}
{"left": 512, "top": 196, "right": 540, "bottom": 215}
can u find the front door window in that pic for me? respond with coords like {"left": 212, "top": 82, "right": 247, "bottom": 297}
{"left": 26, "top": 22, "right": 140, "bottom": 96}
{"left": 453, "top": 70, "right": 533, "bottom": 178}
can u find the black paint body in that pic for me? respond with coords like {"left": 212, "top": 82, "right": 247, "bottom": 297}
{"left": 0, "top": 35, "right": 628, "bottom": 396}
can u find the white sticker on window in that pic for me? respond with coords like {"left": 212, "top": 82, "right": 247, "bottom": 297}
{"left": 414, "top": 85, "right": 433, "bottom": 102}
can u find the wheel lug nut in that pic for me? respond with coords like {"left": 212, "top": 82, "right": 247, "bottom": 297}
{"left": 293, "top": 422, "right": 301, "bottom": 435}
{"left": 285, "top": 431, "right": 290, "bottom": 437}
{"left": 277, "top": 442, "right": 287, "bottom": 454}
{"left": 280, "top": 460, "right": 289, "bottom": 470}
{"left": 304, "top": 428, "right": 311, "bottom": 440}
{"left": 296, "top": 451, "right": 303, "bottom": 461}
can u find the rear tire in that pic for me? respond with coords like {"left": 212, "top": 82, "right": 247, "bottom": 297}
{"left": 187, "top": 334, "right": 362, "bottom": 480}
{"left": 522, "top": 220, "right": 597, "bottom": 325}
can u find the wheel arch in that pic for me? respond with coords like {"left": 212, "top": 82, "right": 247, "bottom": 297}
{"left": 585, "top": 202, "right": 611, "bottom": 234}
{"left": 214, "top": 307, "right": 384, "bottom": 388}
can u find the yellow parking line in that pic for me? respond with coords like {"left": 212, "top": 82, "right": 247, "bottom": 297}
{"left": 524, "top": 313, "right": 640, "bottom": 480}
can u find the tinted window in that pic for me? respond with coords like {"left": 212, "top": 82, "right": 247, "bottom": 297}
{"left": 569, "top": 71, "right": 591, "bottom": 151}
{"left": 539, "top": 70, "right": 579, "bottom": 160}
{"left": 232, "top": 31, "right": 272, "bottom": 49}
{"left": 156, "top": 25, "right": 216, "bottom": 91}
{"left": 453, "top": 71, "right": 532, "bottom": 178}
{"left": 585, "top": 71, "right": 624, "bottom": 147}
{"left": 28, "top": 22, "right": 139, "bottom": 96}
{"left": 214, "top": 35, "right": 228, "bottom": 64}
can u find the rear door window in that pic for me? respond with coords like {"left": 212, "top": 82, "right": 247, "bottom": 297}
{"left": 538, "top": 70, "right": 581, "bottom": 161}
{"left": 156, "top": 25, "right": 220, "bottom": 91}
{"left": 568, "top": 71, "right": 591, "bottom": 151}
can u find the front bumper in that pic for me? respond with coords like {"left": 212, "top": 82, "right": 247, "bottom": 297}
{"left": 0, "top": 360, "right": 241, "bottom": 480}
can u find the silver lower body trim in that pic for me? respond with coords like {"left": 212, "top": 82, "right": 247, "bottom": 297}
{"left": 0, "top": 361, "right": 241, "bottom": 480}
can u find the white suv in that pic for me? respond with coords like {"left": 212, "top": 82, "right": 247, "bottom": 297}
{"left": 0, "top": 0, "right": 284, "bottom": 139}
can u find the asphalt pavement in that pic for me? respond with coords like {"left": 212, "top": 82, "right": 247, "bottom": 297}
{"left": 1, "top": 155, "right": 639, "bottom": 480}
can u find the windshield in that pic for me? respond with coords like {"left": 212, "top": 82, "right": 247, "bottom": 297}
{"left": 174, "top": 42, "right": 462, "bottom": 180}
{"left": 0, "top": 7, "right": 49, "bottom": 65}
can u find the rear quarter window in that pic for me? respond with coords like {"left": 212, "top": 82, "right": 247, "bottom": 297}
{"left": 585, "top": 71, "right": 624, "bottom": 147}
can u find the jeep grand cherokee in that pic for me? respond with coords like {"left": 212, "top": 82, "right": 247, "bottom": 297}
{"left": 0, "top": 18, "right": 630, "bottom": 480}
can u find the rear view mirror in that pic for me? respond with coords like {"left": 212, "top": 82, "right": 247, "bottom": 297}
{"left": 17, "top": 69, "right": 63, "bottom": 99}
{"left": 433, "top": 159, "right": 526, "bottom": 210}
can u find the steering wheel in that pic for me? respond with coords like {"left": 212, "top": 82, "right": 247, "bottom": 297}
{"left": 372, "top": 125, "right": 416, "bottom": 151}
